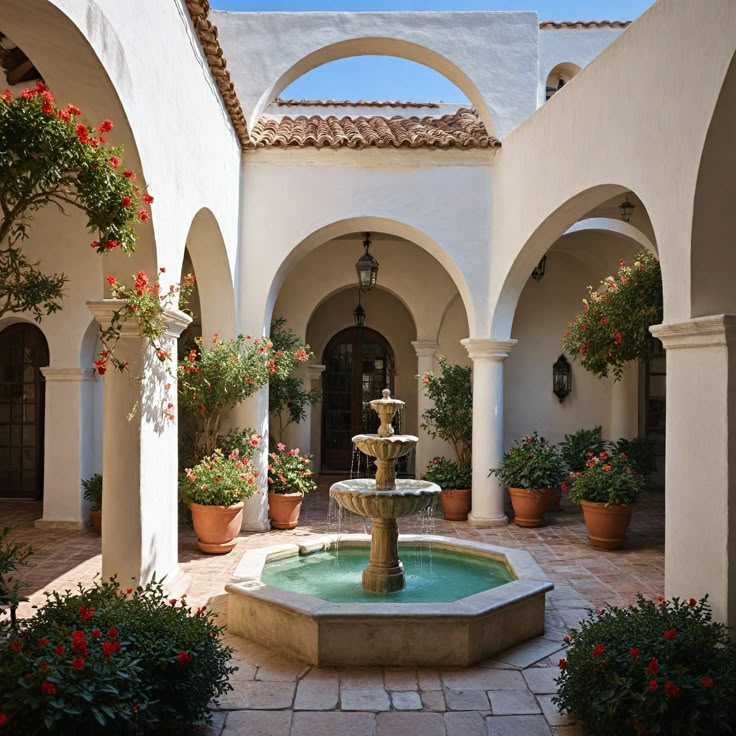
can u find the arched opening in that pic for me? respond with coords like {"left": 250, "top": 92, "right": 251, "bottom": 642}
{"left": 0, "top": 323, "right": 49, "bottom": 499}
{"left": 545, "top": 62, "right": 582, "bottom": 101}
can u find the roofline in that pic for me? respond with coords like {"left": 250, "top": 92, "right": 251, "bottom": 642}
{"left": 539, "top": 20, "right": 632, "bottom": 29}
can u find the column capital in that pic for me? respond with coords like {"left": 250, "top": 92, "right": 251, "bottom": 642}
{"left": 461, "top": 338, "right": 517, "bottom": 361}
{"left": 40, "top": 368, "right": 94, "bottom": 382}
{"left": 306, "top": 364, "right": 326, "bottom": 381}
{"left": 87, "top": 299, "right": 192, "bottom": 339}
{"left": 650, "top": 314, "right": 736, "bottom": 350}
{"left": 411, "top": 340, "right": 439, "bottom": 358}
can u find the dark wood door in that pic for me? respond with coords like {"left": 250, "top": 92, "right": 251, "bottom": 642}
{"left": 0, "top": 324, "right": 49, "bottom": 499}
{"left": 321, "top": 327, "right": 394, "bottom": 472}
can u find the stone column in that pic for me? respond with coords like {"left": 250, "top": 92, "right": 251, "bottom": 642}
{"left": 306, "top": 364, "right": 326, "bottom": 472}
{"left": 35, "top": 369, "right": 94, "bottom": 529}
{"left": 609, "top": 361, "right": 639, "bottom": 440}
{"left": 411, "top": 340, "right": 439, "bottom": 477}
{"left": 650, "top": 316, "right": 736, "bottom": 624}
{"left": 88, "top": 300, "right": 191, "bottom": 595}
{"left": 461, "top": 338, "right": 517, "bottom": 527}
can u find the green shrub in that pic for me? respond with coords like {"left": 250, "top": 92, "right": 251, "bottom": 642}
{"left": 554, "top": 595, "right": 736, "bottom": 735}
{"left": 613, "top": 436, "right": 655, "bottom": 483}
{"left": 81, "top": 474, "right": 103, "bottom": 512}
{"left": 423, "top": 457, "right": 472, "bottom": 489}
{"left": 0, "top": 578, "right": 235, "bottom": 734}
{"left": 489, "top": 433, "right": 566, "bottom": 490}
{"left": 566, "top": 449, "right": 643, "bottom": 506}
{"left": 0, "top": 527, "right": 32, "bottom": 630}
{"left": 559, "top": 426, "right": 606, "bottom": 474}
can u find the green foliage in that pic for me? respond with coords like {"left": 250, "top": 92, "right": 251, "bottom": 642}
{"left": 0, "top": 527, "right": 32, "bottom": 630}
{"left": 183, "top": 448, "right": 258, "bottom": 506}
{"left": 268, "top": 317, "right": 319, "bottom": 445}
{"left": 267, "top": 446, "right": 317, "bottom": 495}
{"left": 0, "top": 578, "right": 235, "bottom": 734}
{"left": 554, "top": 595, "right": 736, "bottom": 735}
{"left": 613, "top": 436, "right": 655, "bottom": 483}
{"left": 489, "top": 432, "right": 566, "bottom": 490}
{"left": 566, "top": 449, "right": 643, "bottom": 506}
{"left": 562, "top": 252, "right": 663, "bottom": 380}
{"left": 559, "top": 426, "right": 606, "bottom": 474}
{"left": 422, "top": 457, "right": 472, "bottom": 489}
{"left": 81, "top": 474, "right": 103, "bottom": 512}
{"left": 419, "top": 356, "right": 472, "bottom": 465}
{"left": 0, "top": 83, "right": 152, "bottom": 322}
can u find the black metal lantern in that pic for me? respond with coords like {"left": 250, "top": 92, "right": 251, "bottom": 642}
{"left": 553, "top": 354, "right": 572, "bottom": 402}
{"left": 356, "top": 232, "right": 379, "bottom": 291}
{"left": 618, "top": 195, "right": 635, "bottom": 223}
{"left": 531, "top": 255, "right": 547, "bottom": 282}
{"left": 354, "top": 302, "right": 366, "bottom": 327}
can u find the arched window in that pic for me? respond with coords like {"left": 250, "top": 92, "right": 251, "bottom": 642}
{"left": 545, "top": 62, "right": 582, "bottom": 101}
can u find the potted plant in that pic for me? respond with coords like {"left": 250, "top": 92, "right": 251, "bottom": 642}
{"left": 423, "top": 457, "right": 472, "bottom": 520}
{"left": 82, "top": 474, "right": 103, "bottom": 535}
{"left": 567, "top": 449, "right": 643, "bottom": 549}
{"left": 556, "top": 425, "right": 606, "bottom": 510}
{"left": 490, "top": 433, "right": 566, "bottom": 527}
{"left": 418, "top": 357, "right": 473, "bottom": 520}
{"left": 267, "top": 444, "right": 317, "bottom": 529}
{"left": 183, "top": 447, "right": 258, "bottom": 554}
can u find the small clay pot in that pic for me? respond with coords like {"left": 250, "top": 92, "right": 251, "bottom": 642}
{"left": 508, "top": 487, "right": 548, "bottom": 527}
{"left": 439, "top": 489, "right": 471, "bottom": 521}
{"left": 268, "top": 492, "right": 304, "bottom": 530}
{"left": 90, "top": 509, "right": 102, "bottom": 536}
{"left": 580, "top": 500, "right": 634, "bottom": 550}
{"left": 189, "top": 501, "right": 244, "bottom": 554}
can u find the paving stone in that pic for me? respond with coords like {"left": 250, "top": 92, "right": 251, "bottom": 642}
{"left": 185, "top": 711, "right": 226, "bottom": 736}
{"left": 495, "top": 639, "right": 566, "bottom": 669}
{"left": 256, "top": 654, "right": 310, "bottom": 681}
{"left": 444, "top": 711, "right": 487, "bottom": 736}
{"left": 487, "top": 715, "right": 553, "bottom": 736}
{"left": 420, "top": 690, "right": 446, "bottom": 711}
{"left": 222, "top": 710, "right": 292, "bottom": 735}
{"left": 384, "top": 668, "right": 418, "bottom": 690}
{"left": 340, "top": 667, "right": 385, "bottom": 689}
{"left": 522, "top": 667, "right": 560, "bottom": 695}
{"left": 376, "top": 711, "right": 446, "bottom": 736}
{"left": 442, "top": 668, "right": 526, "bottom": 691}
{"left": 445, "top": 688, "right": 490, "bottom": 711}
{"left": 488, "top": 690, "right": 541, "bottom": 715}
{"left": 292, "top": 711, "right": 376, "bottom": 736}
{"left": 294, "top": 671, "right": 339, "bottom": 710}
{"left": 417, "top": 669, "right": 442, "bottom": 690}
{"left": 537, "top": 694, "right": 575, "bottom": 726}
{"left": 391, "top": 691, "right": 422, "bottom": 710}
{"left": 341, "top": 688, "right": 391, "bottom": 711}
{"left": 218, "top": 681, "right": 295, "bottom": 710}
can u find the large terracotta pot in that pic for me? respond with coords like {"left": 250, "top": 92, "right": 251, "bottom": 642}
{"left": 189, "top": 501, "right": 244, "bottom": 554}
{"left": 580, "top": 500, "right": 634, "bottom": 550}
{"left": 269, "top": 491, "right": 304, "bottom": 529}
{"left": 440, "top": 488, "right": 471, "bottom": 521}
{"left": 508, "top": 487, "right": 548, "bottom": 528}
{"left": 90, "top": 509, "right": 102, "bottom": 536}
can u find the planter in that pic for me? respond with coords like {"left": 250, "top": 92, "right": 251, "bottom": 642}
{"left": 189, "top": 501, "right": 244, "bottom": 554}
{"left": 90, "top": 509, "right": 102, "bottom": 536}
{"left": 440, "top": 488, "right": 471, "bottom": 521}
{"left": 269, "top": 491, "right": 304, "bottom": 530}
{"left": 508, "top": 487, "right": 548, "bottom": 528}
{"left": 580, "top": 500, "right": 634, "bottom": 550}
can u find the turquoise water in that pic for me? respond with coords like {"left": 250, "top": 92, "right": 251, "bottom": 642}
{"left": 261, "top": 546, "right": 513, "bottom": 603}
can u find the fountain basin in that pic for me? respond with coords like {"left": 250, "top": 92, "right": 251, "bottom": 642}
{"left": 226, "top": 535, "right": 553, "bottom": 667}
{"left": 330, "top": 478, "right": 439, "bottom": 519}
{"left": 352, "top": 434, "right": 417, "bottom": 460}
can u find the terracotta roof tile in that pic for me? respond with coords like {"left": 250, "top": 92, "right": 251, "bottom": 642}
{"left": 185, "top": 0, "right": 249, "bottom": 147}
{"left": 540, "top": 20, "right": 631, "bottom": 29}
{"left": 274, "top": 98, "right": 441, "bottom": 109}
{"left": 250, "top": 108, "right": 499, "bottom": 150}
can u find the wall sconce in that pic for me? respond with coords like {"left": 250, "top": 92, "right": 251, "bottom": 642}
{"left": 618, "top": 195, "right": 635, "bottom": 223}
{"left": 531, "top": 255, "right": 547, "bottom": 282}
{"left": 553, "top": 354, "right": 572, "bottom": 402}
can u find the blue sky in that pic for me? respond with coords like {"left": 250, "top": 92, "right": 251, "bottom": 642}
{"left": 212, "top": 1, "right": 654, "bottom": 102}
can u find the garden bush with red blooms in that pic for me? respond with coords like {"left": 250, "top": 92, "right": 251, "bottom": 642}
{"left": 566, "top": 449, "right": 643, "bottom": 506}
{"left": 554, "top": 595, "right": 736, "bottom": 735}
{"left": 183, "top": 447, "right": 259, "bottom": 506}
{"left": 0, "top": 578, "right": 235, "bottom": 734}
{"left": 268, "top": 444, "right": 317, "bottom": 495}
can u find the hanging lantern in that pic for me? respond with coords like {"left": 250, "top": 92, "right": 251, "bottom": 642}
{"left": 618, "top": 196, "right": 635, "bottom": 223}
{"left": 553, "top": 354, "right": 572, "bottom": 402}
{"left": 355, "top": 232, "right": 379, "bottom": 291}
{"left": 354, "top": 302, "right": 366, "bottom": 327}
{"left": 531, "top": 255, "right": 547, "bottom": 282}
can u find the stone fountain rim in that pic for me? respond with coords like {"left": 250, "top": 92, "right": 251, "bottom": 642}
{"left": 351, "top": 433, "right": 419, "bottom": 443}
{"left": 329, "top": 478, "right": 441, "bottom": 496}
{"left": 226, "top": 534, "right": 553, "bottom": 618}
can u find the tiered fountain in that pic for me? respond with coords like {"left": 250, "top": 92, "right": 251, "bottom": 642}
{"left": 329, "top": 389, "right": 440, "bottom": 593}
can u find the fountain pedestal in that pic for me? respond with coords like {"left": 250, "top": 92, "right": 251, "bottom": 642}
{"left": 363, "top": 518, "right": 403, "bottom": 593}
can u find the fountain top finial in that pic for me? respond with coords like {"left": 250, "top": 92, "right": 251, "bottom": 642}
{"left": 368, "top": 387, "right": 404, "bottom": 437}
{"left": 382, "top": 388, "right": 390, "bottom": 399}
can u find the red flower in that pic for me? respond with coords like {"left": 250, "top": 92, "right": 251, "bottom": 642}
{"left": 126, "top": 587, "right": 133, "bottom": 594}
{"left": 169, "top": 598, "right": 177, "bottom": 606}
{"left": 75, "top": 123, "right": 89, "bottom": 144}
{"left": 97, "top": 119, "right": 113, "bottom": 133}
{"left": 143, "top": 193, "right": 154, "bottom": 204}
{"left": 73, "top": 657, "right": 85, "bottom": 670}
{"left": 689, "top": 598, "right": 697, "bottom": 607}
{"left": 560, "top": 482, "right": 568, "bottom": 491}
{"left": 614, "top": 331, "right": 623, "bottom": 345}
{"left": 0, "top": 713, "right": 6, "bottom": 727}
{"left": 657, "top": 595, "right": 665, "bottom": 602}
{"left": 138, "top": 209, "right": 149, "bottom": 222}
{"left": 66, "top": 104, "right": 81, "bottom": 116}
{"left": 131, "top": 703, "right": 140, "bottom": 713}
{"left": 664, "top": 681, "right": 680, "bottom": 699}
{"left": 663, "top": 628, "right": 677, "bottom": 641}
{"left": 41, "top": 681, "right": 56, "bottom": 696}
{"left": 37, "top": 638, "right": 49, "bottom": 648}
{"left": 41, "top": 102, "right": 53, "bottom": 115}
{"left": 592, "top": 643, "right": 606, "bottom": 658}
{"left": 177, "top": 651, "right": 193, "bottom": 666}
{"left": 91, "top": 629, "right": 102, "bottom": 639}
{"left": 123, "top": 170, "right": 137, "bottom": 180}
{"left": 54, "top": 645, "right": 65, "bottom": 656}
{"left": 647, "top": 658, "right": 659, "bottom": 675}
{"left": 558, "top": 658, "right": 567, "bottom": 670}
{"left": 122, "top": 196, "right": 132, "bottom": 207}
{"left": 10, "top": 639, "right": 22, "bottom": 653}
{"left": 78, "top": 606, "right": 95, "bottom": 621}
{"left": 109, "top": 156, "right": 119, "bottom": 168}
{"left": 629, "top": 647, "right": 640, "bottom": 658}
{"left": 108, "top": 627, "right": 119, "bottom": 639}
{"left": 701, "top": 676, "right": 714, "bottom": 688}
{"left": 648, "top": 680, "right": 658, "bottom": 692}
{"left": 600, "top": 317, "right": 608, "bottom": 325}
{"left": 101, "top": 640, "right": 121, "bottom": 659}
{"left": 38, "top": 661, "right": 48, "bottom": 671}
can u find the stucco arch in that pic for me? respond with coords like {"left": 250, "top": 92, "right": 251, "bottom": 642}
{"left": 545, "top": 61, "right": 582, "bottom": 98}
{"left": 563, "top": 217, "right": 657, "bottom": 256}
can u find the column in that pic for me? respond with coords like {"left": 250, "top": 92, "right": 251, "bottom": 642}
{"left": 306, "top": 364, "right": 325, "bottom": 472}
{"left": 650, "top": 315, "right": 736, "bottom": 625}
{"left": 411, "top": 340, "right": 439, "bottom": 476}
{"left": 35, "top": 369, "right": 94, "bottom": 529}
{"left": 88, "top": 300, "right": 191, "bottom": 595}
{"left": 461, "top": 338, "right": 517, "bottom": 527}
{"left": 609, "top": 361, "right": 639, "bottom": 440}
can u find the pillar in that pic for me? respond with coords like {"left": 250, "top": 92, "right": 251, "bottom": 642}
{"left": 650, "top": 315, "right": 736, "bottom": 624}
{"left": 411, "top": 340, "right": 439, "bottom": 476}
{"left": 35, "top": 369, "right": 94, "bottom": 529}
{"left": 88, "top": 300, "right": 191, "bottom": 595}
{"left": 461, "top": 338, "right": 517, "bottom": 527}
{"left": 609, "top": 361, "right": 639, "bottom": 440}
{"left": 306, "top": 364, "right": 325, "bottom": 472}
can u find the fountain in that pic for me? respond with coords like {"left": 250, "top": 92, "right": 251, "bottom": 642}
{"left": 329, "top": 389, "right": 440, "bottom": 593}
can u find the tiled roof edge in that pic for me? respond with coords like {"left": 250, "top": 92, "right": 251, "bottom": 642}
{"left": 274, "top": 98, "right": 441, "bottom": 108}
{"left": 540, "top": 20, "right": 632, "bottom": 29}
{"left": 185, "top": 0, "right": 249, "bottom": 147}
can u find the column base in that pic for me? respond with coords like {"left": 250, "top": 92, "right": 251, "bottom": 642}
{"left": 467, "top": 513, "right": 509, "bottom": 528}
{"left": 242, "top": 519, "right": 271, "bottom": 532}
{"left": 34, "top": 518, "right": 85, "bottom": 530}
{"left": 363, "top": 563, "right": 405, "bottom": 593}
{"left": 161, "top": 567, "right": 192, "bottom": 599}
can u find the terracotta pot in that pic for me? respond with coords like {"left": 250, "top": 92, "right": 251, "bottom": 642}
{"left": 542, "top": 487, "right": 562, "bottom": 513}
{"left": 189, "top": 501, "right": 244, "bottom": 554}
{"left": 508, "top": 487, "right": 548, "bottom": 528}
{"left": 90, "top": 509, "right": 102, "bottom": 536}
{"left": 269, "top": 492, "right": 304, "bottom": 530}
{"left": 580, "top": 500, "right": 634, "bottom": 550}
{"left": 440, "top": 488, "right": 471, "bottom": 521}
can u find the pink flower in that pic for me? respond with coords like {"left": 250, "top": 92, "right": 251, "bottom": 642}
{"left": 277, "top": 443, "right": 286, "bottom": 451}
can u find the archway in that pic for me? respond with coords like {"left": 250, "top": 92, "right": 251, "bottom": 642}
{"left": 0, "top": 323, "right": 49, "bottom": 499}
{"left": 545, "top": 62, "right": 582, "bottom": 101}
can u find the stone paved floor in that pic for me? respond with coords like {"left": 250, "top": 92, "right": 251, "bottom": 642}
{"left": 1, "top": 479, "right": 664, "bottom": 735}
